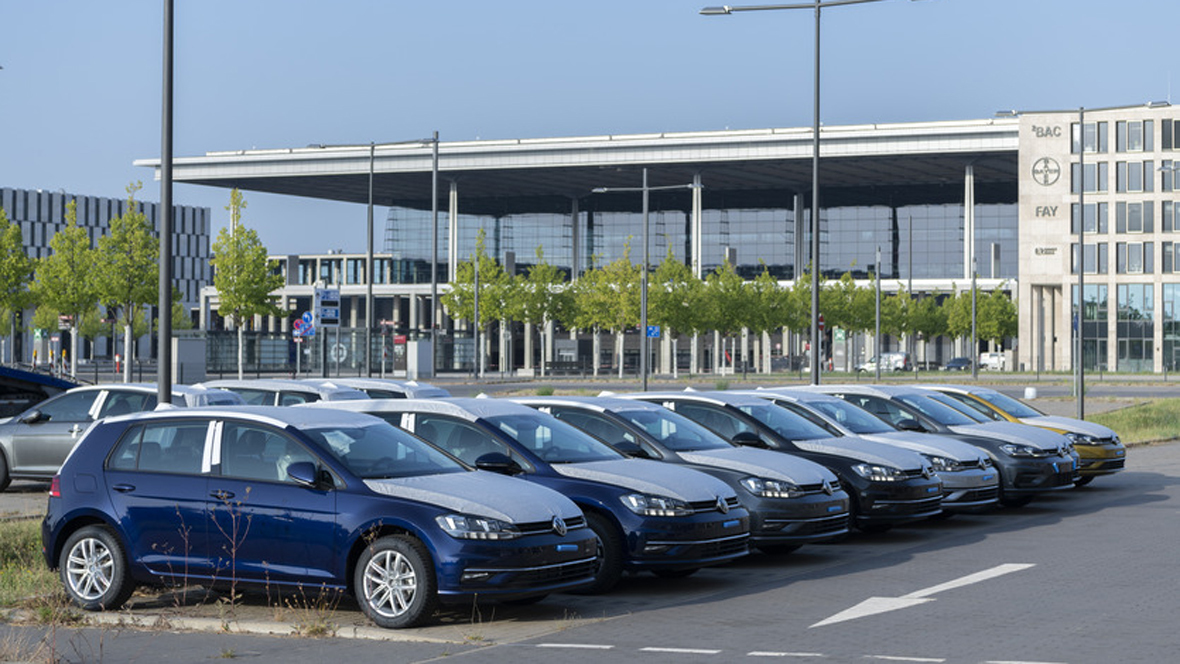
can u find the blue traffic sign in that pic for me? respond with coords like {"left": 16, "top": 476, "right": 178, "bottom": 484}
{"left": 646, "top": 325, "right": 661, "bottom": 338}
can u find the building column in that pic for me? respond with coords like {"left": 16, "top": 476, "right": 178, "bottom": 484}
{"left": 570, "top": 197, "right": 581, "bottom": 279}
{"left": 447, "top": 181, "right": 460, "bottom": 283}
{"left": 691, "top": 173, "right": 703, "bottom": 279}
{"left": 964, "top": 164, "right": 975, "bottom": 282}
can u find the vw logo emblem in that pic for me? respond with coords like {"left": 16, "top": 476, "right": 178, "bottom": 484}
{"left": 716, "top": 497, "right": 729, "bottom": 514}
{"left": 552, "top": 516, "right": 568, "bottom": 537}
{"left": 922, "top": 467, "right": 932, "bottom": 479}
{"left": 822, "top": 481, "right": 833, "bottom": 496}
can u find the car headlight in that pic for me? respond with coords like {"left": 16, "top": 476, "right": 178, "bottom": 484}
{"left": 620, "top": 493, "right": 694, "bottom": 517}
{"left": 1066, "top": 432, "right": 1100, "bottom": 446}
{"left": 924, "top": 455, "right": 963, "bottom": 473}
{"left": 1000, "top": 443, "right": 1054, "bottom": 458}
{"left": 435, "top": 514, "right": 522, "bottom": 540}
{"left": 852, "top": 463, "right": 908, "bottom": 482}
{"left": 740, "top": 477, "right": 805, "bottom": 499}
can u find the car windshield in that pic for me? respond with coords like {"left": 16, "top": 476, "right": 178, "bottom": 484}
{"left": 739, "top": 403, "right": 832, "bottom": 441}
{"left": 975, "top": 390, "right": 1044, "bottom": 418}
{"left": 613, "top": 408, "right": 731, "bottom": 452}
{"left": 895, "top": 393, "right": 981, "bottom": 426}
{"left": 805, "top": 399, "right": 896, "bottom": 434}
{"left": 485, "top": 414, "right": 623, "bottom": 464}
{"left": 304, "top": 420, "right": 466, "bottom": 479}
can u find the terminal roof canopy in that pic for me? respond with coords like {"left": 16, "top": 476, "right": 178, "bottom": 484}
{"left": 136, "top": 119, "right": 1019, "bottom": 217}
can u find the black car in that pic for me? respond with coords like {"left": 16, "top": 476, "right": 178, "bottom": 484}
{"left": 943, "top": 357, "right": 973, "bottom": 372}
{"left": 620, "top": 391, "right": 943, "bottom": 532}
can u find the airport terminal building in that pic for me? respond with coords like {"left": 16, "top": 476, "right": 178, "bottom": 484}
{"left": 137, "top": 103, "right": 1180, "bottom": 374}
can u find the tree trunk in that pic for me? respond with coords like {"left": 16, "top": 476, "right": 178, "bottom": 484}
{"left": 237, "top": 319, "right": 245, "bottom": 380}
{"left": 123, "top": 323, "right": 133, "bottom": 383}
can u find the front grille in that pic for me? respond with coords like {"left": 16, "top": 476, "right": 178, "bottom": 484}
{"left": 949, "top": 486, "right": 999, "bottom": 503}
{"left": 876, "top": 495, "right": 942, "bottom": 515}
{"left": 903, "top": 468, "right": 932, "bottom": 479}
{"left": 465, "top": 556, "right": 598, "bottom": 589}
{"left": 516, "top": 515, "right": 586, "bottom": 536}
{"left": 699, "top": 533, "right": 749, "bottom": 558}
{"left": 688, "top": 496, "right": 741, "bottom": 514}
{"left": 799, "top": 479, "right": 841, "bottom": 495}
{"left": 795, "top": 514, "right": 849, "bottom": 536}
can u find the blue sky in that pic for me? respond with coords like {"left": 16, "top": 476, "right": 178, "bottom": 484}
{"left": 2, "top": 0, "right": 1178, "bottom": 254}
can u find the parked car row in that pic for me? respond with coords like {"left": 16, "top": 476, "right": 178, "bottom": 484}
{"left": 31, "top": 378, "right": 1124, "bottom": 631}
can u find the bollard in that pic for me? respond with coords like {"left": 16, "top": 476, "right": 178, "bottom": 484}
{"left": 1024, "top": 386, "right": 1037, "bottom": 400}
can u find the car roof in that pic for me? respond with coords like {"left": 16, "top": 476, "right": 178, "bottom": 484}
{"left": 742, "top": 387, "right": 847, "bottom": 405}
{"left": 794, "top": 384, "right": 929, "bottom": 399}
{"left": 300, "top": 396, "right": 538, "bottom": 422}
{"left": 616, "top": 390, "right": 772, "bottom": 408}
{"left": 103, "top": 404, "right": 386, "bottom": 430}
{"left": 329, "top": 378, "right": 452, "bottom": 397}
{"left": 199, "top": 378, "right": 368, "bottom": 399}
{"left": 512, "top": 395, "right": 665, "bottom": 414}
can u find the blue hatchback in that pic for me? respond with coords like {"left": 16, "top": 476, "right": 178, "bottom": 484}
{"left": 41, "top": 406, "right": 596, "bottom": 629}
{"left": 304, "top": 398, "right": 751, "bottom": 593}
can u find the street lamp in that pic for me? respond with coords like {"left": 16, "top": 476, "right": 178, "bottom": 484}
{"left": 158, "top": 0, "right": 174, "bottom": 404}
{"left": 593, "top": 168, "right": 699, "bottom": 391}
{"left": 702, "top": 0, "right": 922, "bottom": 385}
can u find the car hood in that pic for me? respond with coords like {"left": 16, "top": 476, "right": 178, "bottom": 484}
{"left": 861, "top": 431, "right": 989, "bottom": 462}
{"left": 794, "top": 436, "right": 927, "bottom": 471}
{"left": 552, "top": 458, "right": 735, "bottom": 502}
{"left": 364, "top": 470, "right": 582, "bottom": 524}
{"left": 680, "top": 447, "right": 839, "bottom": 485}
{"left": 948, "top": 421, "right": 1070, "bottom": 449}
{"left": 1021, "top": 415, "right": 1117, "bottom": 439}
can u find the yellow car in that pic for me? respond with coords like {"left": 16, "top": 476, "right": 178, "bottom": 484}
{"left": 922, "top": 385, "right": 1125, "bottom": 486}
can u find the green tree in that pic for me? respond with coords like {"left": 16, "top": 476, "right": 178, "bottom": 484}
{"left": 978, "top": 286, "right": 1017, "bottom": 347}
{"left": 441, "top": 229, "right": 511, "bottom": 374}
{"left": 510, "top": 247, "right": 571, "bottom": 376}
{"left": 210, "top": 189, "right": 284, "bottom": 379}
{"left": 32, "top": 199, "right": 100, "bottom": 377}
{"left": 96, "top": 182, "right": 159, "bottom": 382}
{"left": 571, "top": 245, "right": 640, "bottom": 377}
{"left": 910, "top": 292, "right": 948, "bottom": 366}
{"left": 701, "top": 260, "right": 749, "bottom": 371}
{"left": 648, "top": 249, "right": 706, "bottom": 344}
{"left": 0, "top": 207, "right": 36, "bottom": 360}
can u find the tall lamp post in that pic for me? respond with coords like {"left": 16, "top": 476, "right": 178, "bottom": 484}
{"left": 702, "top": 0, "right": 920, "bottom": 385}
{"left": 157, "top": 0, "right": 174, "bottom": 404}
{"left": 593, "top": 168, "right": 698, "bottom": 391}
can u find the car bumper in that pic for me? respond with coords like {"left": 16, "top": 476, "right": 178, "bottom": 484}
{"left": 437, "top": 529, "right": 600, "bottom": 599}
{"left": 744, "top": 491, "right": 850, "bottom": 545}
{"left": 623, "top": 511, "right": 750, "bottom": 572}
{"left": 936, "top": 468, "right": 1000, "bottom": 512}
{"left": 1074, "top": 443, "right": 1127, "bottom": 477}
{"left": 1000, "top": 456, "right": 1077, "bottom": 494}
{"left": 854, "top": 477, "right": 944, "bottom": 526}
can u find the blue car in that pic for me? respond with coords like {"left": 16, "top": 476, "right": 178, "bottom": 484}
{"left": 41, "top": 406, "right": 596, "bottom": 629}
{"left": 304, "top": 398, "right": 751, "bottom": 593}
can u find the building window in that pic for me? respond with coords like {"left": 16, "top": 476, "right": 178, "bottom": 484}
{"left": 1163, "top": 284, "right": 1180, "bottom": 369}
{"left": 1165, "top": 201, "right": 1180, "bottom": 232}
{"left": 1164, "top": 120, "right": 1180, "bottom": 150}
{"left": 1117, "top": 241, "right": 1154, "bottom": 274}
{"left": 1117, "top": 283, "right": 1154, "bottom": 372}
{"left": 1072, "top": 162, "right": 1108, "bottom": 194}
{"left": 1072, "top": 121, "right": 1109, "bottom": 153}
{"left": 1117, "top": 202, "right": 1154, "bottom": 233}
{"left": 1072, "top": 203, "right": 1108, "bottom": 234}
{"left": 1072, "top": 242, "right": 1108, "bottom": 274}
{"left": 346, "top": 258, "right": 365, "bottom": 285}
{"left": 1117, "top": 120, "right": 1154, "bottom": 153}
{"left": 1073, "top": 284, "right": 1109, "bottom": 371}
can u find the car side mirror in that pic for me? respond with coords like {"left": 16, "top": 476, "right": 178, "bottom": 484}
{"left": 731, "top": 430, "right": 768, "bottom": 448}
{"left": 896, "top": 418, "right": 926, "bottom": 433}
{"left": 474, "top": 452, "right": 522, "bottom": 475}
{"left": 19, "top": 409, "right": 46, "bottom": 424}
{"left": 612, "top": 440, "right": 650, "bottom": 459}
{"left": 286, "top": 461, "right": 321, "bottom": 488}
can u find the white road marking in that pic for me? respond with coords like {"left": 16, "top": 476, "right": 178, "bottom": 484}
{"left": 641, "top": 647, "right": 723, "bottom": 655}
{"left": 984, "top": 661, "right": 1070, "bottom": 664}
{"left": 748, "top": 652, "right": 827, "bottom": 658}
{"left": 865, "top": 656, "right": 946, "bottom": 663}
{"left": 810, "top": 563, "right": 1036, "bottom": 628}
{"left": 535, "top": 643, "right": 614, "bottom": 650}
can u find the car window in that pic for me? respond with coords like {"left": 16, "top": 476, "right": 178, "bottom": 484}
{"left": 108, "top": 421, "right": 209, "bottom": 475}
{"left": 838, "top": 394, "right": 912, "bottom": 427}
{"left": 549, "top": 409, "right": 636, "bottom": 447}
{"left": 894, "top": 393, "right": 980, "bottom": 425}
{"left": 739, "top": 403, "right": 833, "bottom": 441}
{"left": 279, "top": 391, "right": 320, "bottom": 406}
{"left": 672, "top": 403, "right": 757, "bottom": 441}
{"left": 974, "top": 390, "right": 1044, "bottom": 418}
{"left": 98, "top": 391, "right": 156, "bottom": 419}
{"left": 301, "top": 419, "right": 466, "bottom": 479}
{"left": 220, "top": 423, "right": 316, "bottom": 482}
{"left": 484, "top": 414, "right": 622, "bottom": 464}
{"left": 805, "top": 399, "right": 895, "bottom": 434}
{"left": 611, "top": 408, "right": 729, "bottom": 452}
{"left": 34, "top": 391, "right": 102, "bottom": 422}
{"left": 229, "top": 389, "right": 274, "bottom": 406}
{"left": 412, "top": 415, "right": 516, "bottom": 467}
{"left": 363, "top": 389, "right": 406, "bottom": 399}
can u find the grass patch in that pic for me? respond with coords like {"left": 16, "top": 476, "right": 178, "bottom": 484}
{"left": 534, "top": 385, "right": 555, "bottom": 396}
{"left": 0, "top": 519, "right": 59, "bottom": 608}
{"left": 1090, "top": 398, "right": 1180, "bottom": 445}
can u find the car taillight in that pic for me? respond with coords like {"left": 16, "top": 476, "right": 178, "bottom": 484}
{"left": 49, "top": 475, "right": 61, "bottom": 498}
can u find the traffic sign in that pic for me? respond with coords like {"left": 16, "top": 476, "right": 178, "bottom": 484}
{"left": 315, "top": 288, "right": 341, "bottom": 328}
{"left": 646, "top": 325, "right": 661, "bottom": 338}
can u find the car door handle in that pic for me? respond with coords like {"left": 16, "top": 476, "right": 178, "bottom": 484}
{"left": 112, "top": 484, "right": 136, "bottom": 493}
{"left": 68, "top": 425, "right": 85, "bottom": 436}
{"left": 210, "top": 490, "right": 235, "bottom": 500}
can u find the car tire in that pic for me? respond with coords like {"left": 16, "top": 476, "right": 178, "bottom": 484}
{"left": 354, "top": 534, "right": 438, "bottom": 629}
{"left": 59, "top": 525, "right": 136, "bottom": 611}
{"left": 0, "top": 452, "right": 10, "bottom": 492}
{"left": 572, "top": 512, "right": 624, "bottom": 595}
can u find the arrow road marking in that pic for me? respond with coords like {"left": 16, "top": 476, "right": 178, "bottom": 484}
{"left": 810, "top": 563, "right": 1035, "bottom": 628}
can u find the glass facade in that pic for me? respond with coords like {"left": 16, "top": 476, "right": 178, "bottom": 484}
{"left": 1073, "top": 284, "right": 1109, "bottom": 372}
{"left": 1116, "top": 283, "right": 1154, "bottom": 371}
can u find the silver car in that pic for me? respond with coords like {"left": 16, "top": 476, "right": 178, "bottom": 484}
{"left": 327, "top": 378, "right": 452, "bottom": 399}
{"left": 0, "top": 383, "right": 244, "bottom": 490}
{"left": 197, "top": 378, "right": 368, "bottom": 406}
